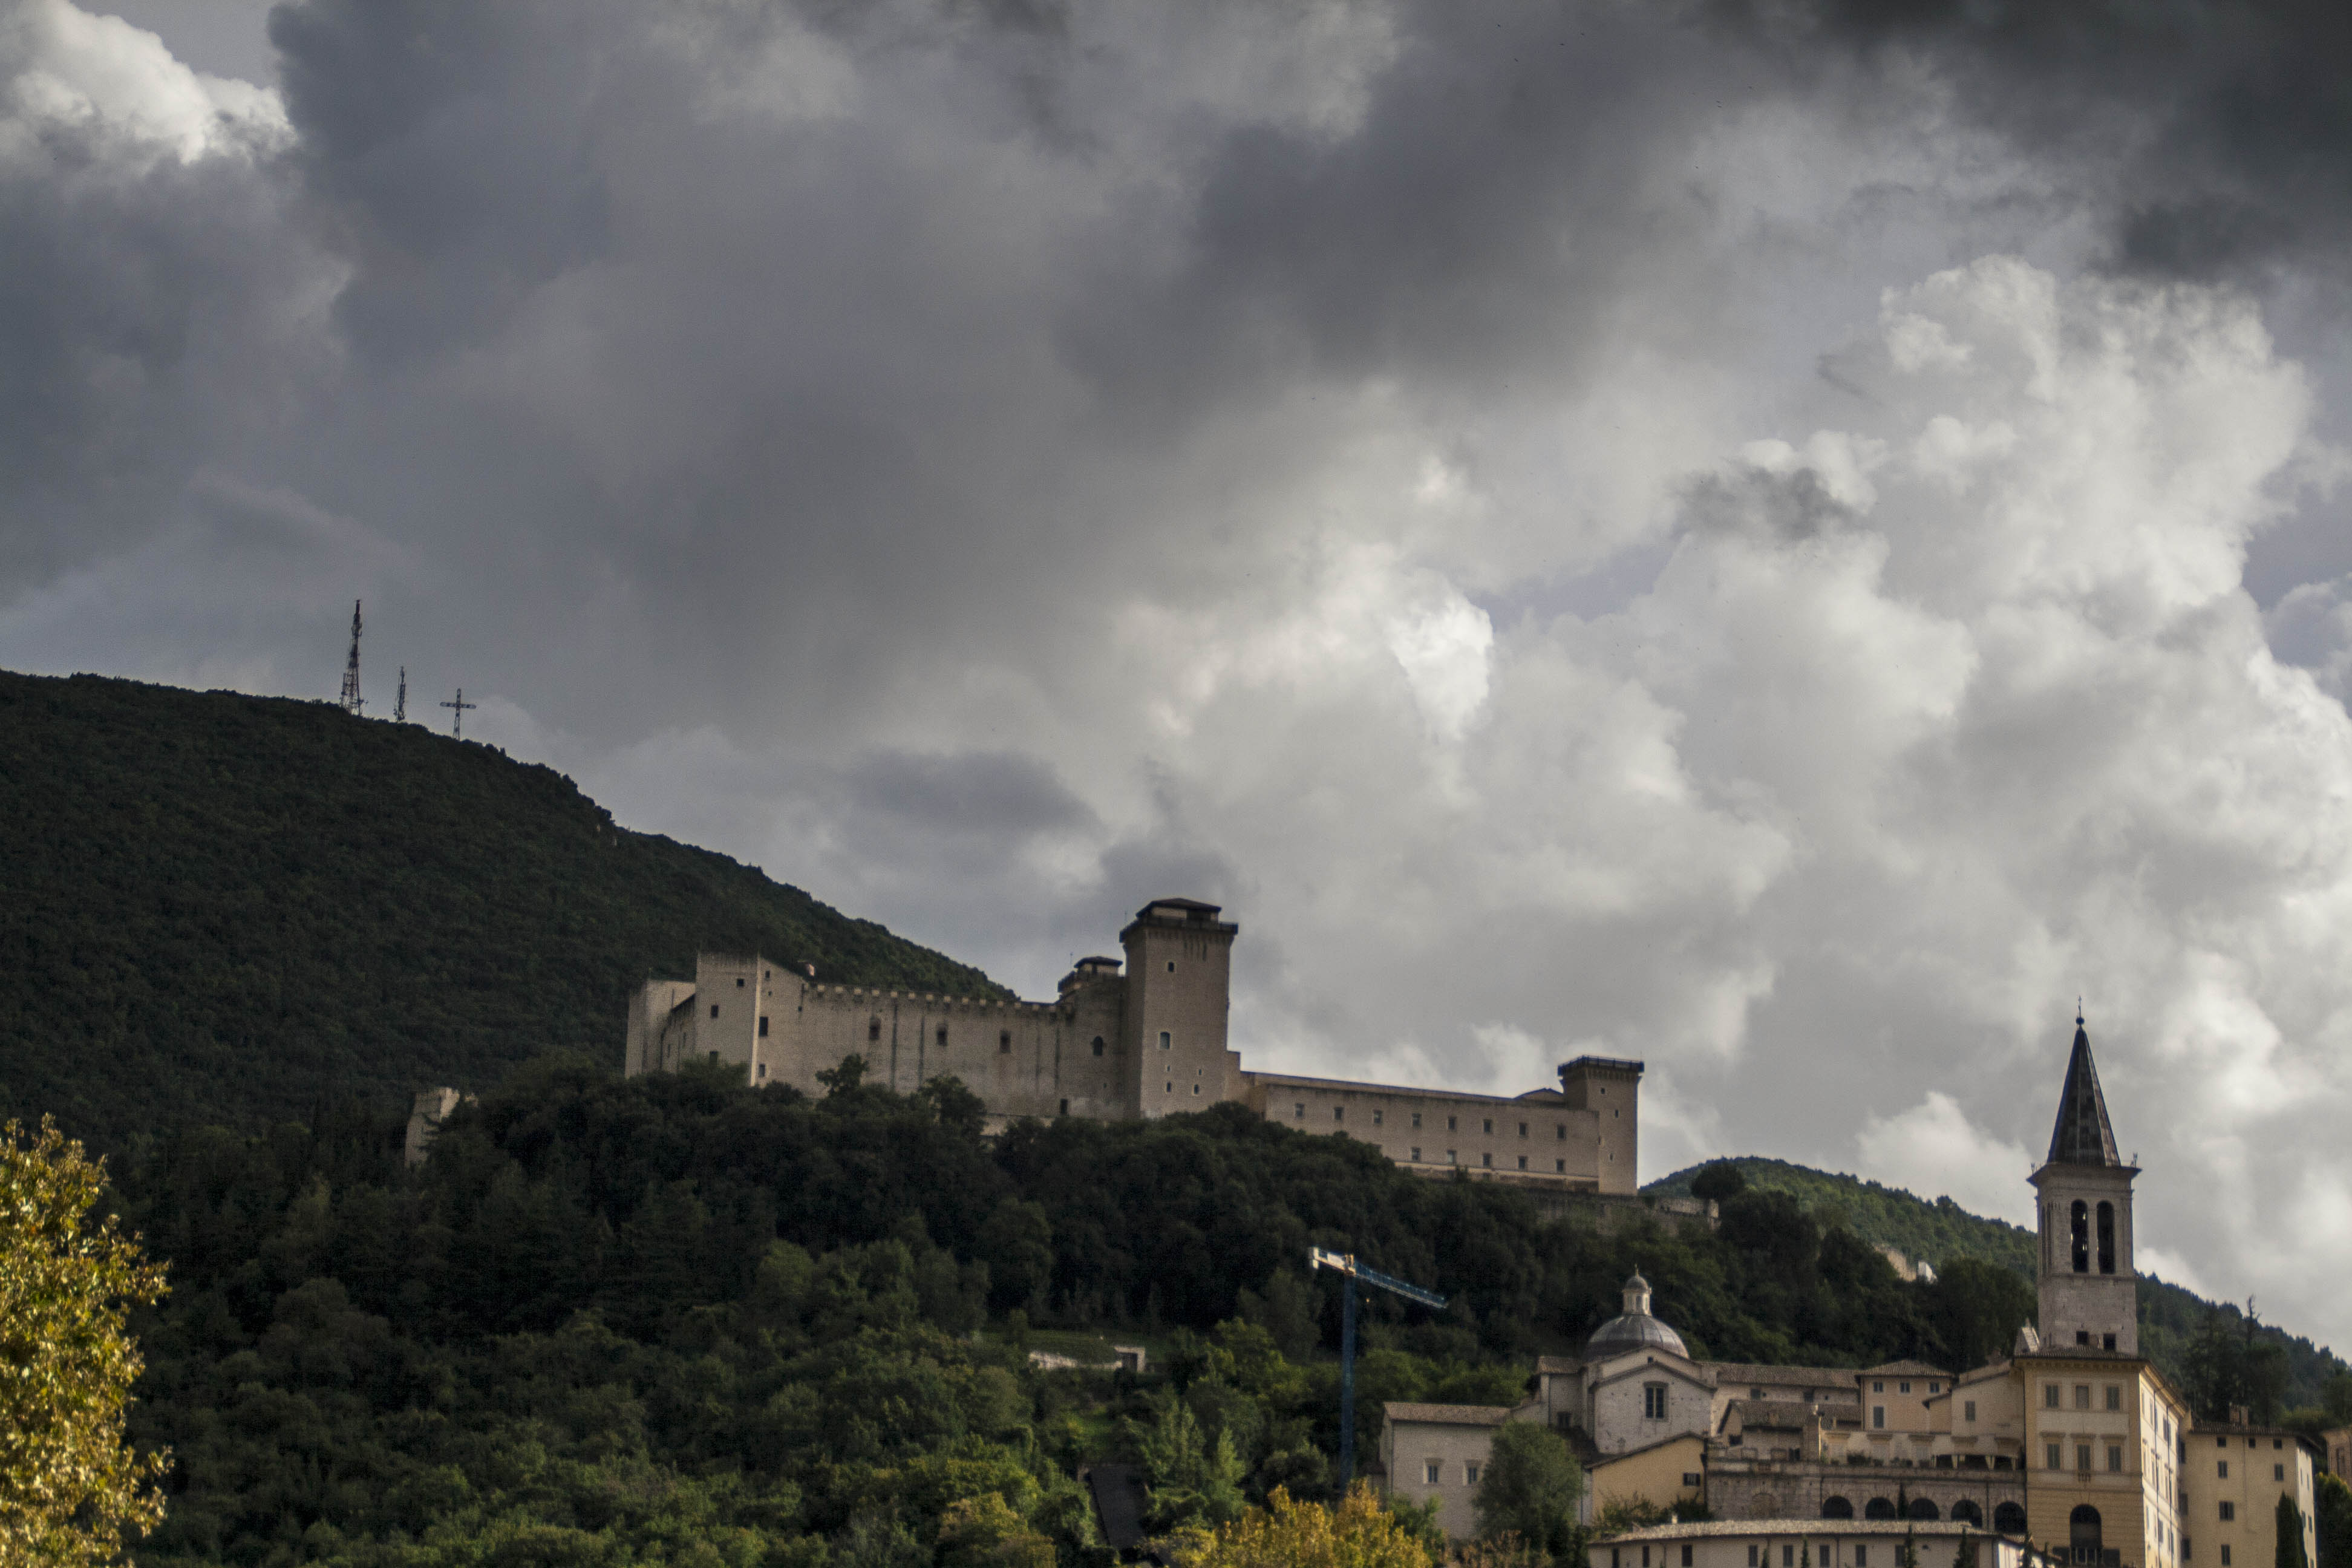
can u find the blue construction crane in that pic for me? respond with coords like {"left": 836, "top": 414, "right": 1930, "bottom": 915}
{"left": 1308, "top": 1246, "right": 1448, "bottom": 1488}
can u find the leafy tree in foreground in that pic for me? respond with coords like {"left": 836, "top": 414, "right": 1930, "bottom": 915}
{"left": 0, "top": 1117, "right": 169, "bottom": 1564}
{"left": 2314, "top": 1472, "right": 2352, "bottom": 1568}
{"left": 2280, "top": 1494, "right": 2311, "bottom": 1568}
{"left": 1475, "top": 1421, "right": 1586, "bottom": 1562}
{"left": 1177, "top": 1483, "right": 1434, "bottom": 1568}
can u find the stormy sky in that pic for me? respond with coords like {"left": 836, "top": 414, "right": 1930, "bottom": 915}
{"left": 9, "top": 0, "right": 2352, "bottom": 1350}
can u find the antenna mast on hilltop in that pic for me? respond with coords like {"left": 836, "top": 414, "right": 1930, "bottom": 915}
{"left": 338, "top": 600, "right": 364, "bottom": 714}
{"left": 394, "top": 666, "right": 408, "bottom": 722}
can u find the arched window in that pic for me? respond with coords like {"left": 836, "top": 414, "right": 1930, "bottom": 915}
{"left": 2096, "top": 1201, "right": 2116, "bottom": 1275}
{"left": 1951, "top": 1501, "right": 1984, "bottom": 1527}
{"left": 1993, "top": 1503, "right": 2028, "bottom": 1535}
{"left": 2071, "top": 1200, "right": 2090, "bottom": 1273}
{"left": 2069, "top": 1504, "right": 2102, "bottom": 1564}
{"left": 1907, "top": 1498, "right": 1939, "bottom": 1521}
{"left": 1865, "top": 1498, "right": 1898, "bottom": 1520}
{"left": 1091, "top": 1036, "right": 1105, "bottom": 1057}
{"left": 1821, "top": 1497, "right": 1855, "bottom": 1520}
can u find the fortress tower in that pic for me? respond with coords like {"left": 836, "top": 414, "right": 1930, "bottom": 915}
{"left": 2031, "top": 1013, "right": 2139, "bottom": 1354}
{"left": 1119, "top": 898, "right": 1244, "bottom": 1117}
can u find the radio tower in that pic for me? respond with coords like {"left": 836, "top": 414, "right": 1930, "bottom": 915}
{"left": 395, "top": 666, "right": 408, "bottom": 722}
{"left": 338, "top": 600, "right": 364, "bottom": 714}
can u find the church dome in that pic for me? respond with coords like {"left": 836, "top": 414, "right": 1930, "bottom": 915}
{"left": 1585, "top": 1270, "right": 1688, "bottom": 1360}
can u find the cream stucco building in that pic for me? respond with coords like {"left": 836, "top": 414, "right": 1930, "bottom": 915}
{"left": 624, "top": 897, "right": 1644, "bottom": 1192}
{"left": 1390, "top": 1014, "right": 2313, "bottom": 1568}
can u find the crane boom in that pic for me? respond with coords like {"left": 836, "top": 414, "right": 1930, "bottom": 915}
{"left": 1309, "top": 1246, "right": 1448, "bottom": 1488}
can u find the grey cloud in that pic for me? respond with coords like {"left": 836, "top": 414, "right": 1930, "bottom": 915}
{"left": 843, "top": 748, "right": 1094, "bottom": 839}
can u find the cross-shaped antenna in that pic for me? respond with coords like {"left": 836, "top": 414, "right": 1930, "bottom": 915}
{"left": 440, "top": 687, "right": 477, "bottom": 738}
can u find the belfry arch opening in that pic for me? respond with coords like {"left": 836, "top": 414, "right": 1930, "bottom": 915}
{"left": 2071, "top": 1200, "right": 2090, "bottom": 1273}
{"left": 2097, "top": 1200, "right": 2116, "bottom": 1274}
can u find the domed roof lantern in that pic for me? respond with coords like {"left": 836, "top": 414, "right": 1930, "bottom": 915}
{"left": 1584, "top": 1265, "right": 1688, "bottom": 1361}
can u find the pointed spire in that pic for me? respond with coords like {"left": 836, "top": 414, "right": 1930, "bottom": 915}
{"left": 2047, "top": 1011, "right": 2122, "bottom": 1166}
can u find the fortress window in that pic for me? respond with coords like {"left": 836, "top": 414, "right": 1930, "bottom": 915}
{"left": 1334, "top": 1106, "right": 1345, "bottom": 1123}
{"left": 737, "top": 977, "right": 745, "bottom": 987}
{"left": 2275, "top": 1464, "right": 2285, "bottom": 1482}
{"left": 759, "top": 1016, "right": 769, "bottom": 1037}
{"left": 2097, "top": 1200, "right": 2116, "bottom": 1274}
{"left": 1158, "top": 1031, "right": 1171, "bottom": 1050}
{"left": 1557, "top": 1124, "right": 1566, "bottom": 1140}
{"left": 2218, "top": 1461, "right": 2229, "bottom": 1477}
{"left": 1517, "top": 1155, "right": 1527, "bottom": 1170}
{"left": 1059, "top": 1099, "right": 1068, "bottom": 1115}
{"left": 1448, "top": 1116, "right": 1457, "bottom": 1131}
{"left": 1518, "top": 1122, "right": 1527, "bottom": 1137}
{"left": 711, "top": 1004, "right": 720, "bottom": 1018}
{"left": 1482, "top": 1118, "right": 1494, "bottom": 1134}
{"left": 1167, "top": 961, "right": 1175, "bottom": 972}
{"left": 1446, "top": 1150, "right": 1457, "bottom": 1164}
{"left": 936, "top": 1025, "right": 948, "bottom": 1047}
{"left": 1556, "top": 1159, "right": 1566, "bottom": 1172}
{"left": 1294, "top": 1103, "right": 1305, "bottom": 1119}
{"left": 1372, "top": 1109, "right": 1383, "bottom": 1126}
{"left": 2071, "top": 1199, "right": 2090, "bottom": 1272}
{"left": 999, "top": 1031, "right": 1011, "bottom": 1053}
{"left": 1411, "top": 1147, "right": 1421, "bottom": 1161}
{"left": 1480, "top": 1152, "right": 1492, "bottom": 1168}
{"left": 757, "top": 1063, "right": 766, "bottom": 1080}
{"left": 1411, "top": 1112, "right": 1422, "bottom": 1129}
{"left": 1192, "top": 1084, "right": 1201, "bottom": 1096}
{"left": 1091, "top": 1036, "right": 1105, "bottom": 1056}
{"left": 869, "top": 1018, "right": 881, "bottom": 1041}
{"left": 2077, "top": 1331, "right": 2091, "bottom": 1345}
{"left": 2218, "top": 1504, "right": 2233, "bottom": 1522}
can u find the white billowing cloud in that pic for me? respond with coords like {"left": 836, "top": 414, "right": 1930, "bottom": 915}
{"left": 1857, "top": 1093, "right": 2034, "bottom": 1228}
{"left": 8, "top": 1, "right": 2352, "bottom": 1358}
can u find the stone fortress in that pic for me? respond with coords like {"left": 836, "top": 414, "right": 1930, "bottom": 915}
{"left": 1382, "top": 1019, "right": 2325, "bottom": 1568}
{"left": 625, "top": 897, "right": 1644, "bottom": 1194}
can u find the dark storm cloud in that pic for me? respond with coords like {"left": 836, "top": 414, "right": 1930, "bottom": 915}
{"left": 1721, "top": 0, "right": 2352, "bottom": 281}
{"left": 844, "top": 749, "right": 1094, "bottom": 839}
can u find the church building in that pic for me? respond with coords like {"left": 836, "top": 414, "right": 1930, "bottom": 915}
{"left": 1383, "top": 1016, "right": 2318, "bottom": 1568}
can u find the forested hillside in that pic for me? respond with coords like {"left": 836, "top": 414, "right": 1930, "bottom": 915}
{"left": 113, "top": 1062, "right": 2068, "bottom": 1566}
{"left": 0, "top": 670, "right": 1000, "bottom": 1145}
{"left": 1648, "top": 1156, "right": 2351, "bottom": 1414}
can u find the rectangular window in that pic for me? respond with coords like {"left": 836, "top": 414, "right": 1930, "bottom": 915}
{"left": 1965, "top": 1401, "right": 1977, "bottom": 1423}
{"left": 710, "top": 1004, "right": 720, "bottom": 1018}
{"left": 2107, "top": 1385, "right": 2121, "bottom": 1411}
{"left": 2048, "top": 1444, "right": 2063, "bottom": 1469}
{"left": 1874, "top": 1381, "right": 1886, "bottom": 1393}
{"left": 758, "top": 1016, "right": 769, "bottom": 1036}
{"left": 1900, "top": 1382, "right": 1912, "bottom": 1394}
{"left": 1519, "top": 1122, "right": 1529, "bottom": 1137}
{"left": 1856, "top": 1548, "right": 1867, "bottom": 1567}
{"left": 1483, "top": 1118, "right": 1494, "bottom": 1134}
{"left": 1294, "top": 1103, "right": 1305, "bottom": 1119}
{"left": 2047, "top": 1384, "right": 2062, "bottom": 1408}
{"left": 1465, "top": 1463, "right": 1481, "bottom": 1485}
{"left": 1556, "top": 1159, "right": 1567, "bottom": 1172}
{"left": 1785, "top": 1549, "right": 1795, "bottom": 1568}
{"left": 1334, "top": 1106, "right": 1345, "bottom": 1123}
{"left": 1158, "top": 1031, "right": 1171, "bottom": 1049}
{"left": 2219, "top": 1503, "right": 2234, "bottom": 1522}
{"left": 2219, "top": 1462, "right": 2228, "bottom": 1478}
{"left": 1410, "top": 1146, "right": 1423, "bottom": 1161}
{"left": 1929, "top": 1382, "right": 1941, "bottom": 1393}
{"left": 2273, "top": 1465, "right": 2285, "bottom": 1483}
{"left": 2221, "top": 1549, "right": 2231, "bottom": 1567}
{"left": 2109, "top": 1446, "right": 2123, "bottom": 1472}
{"left": 1425, "top": 1461, "right": 1440, "bottom": 1485}
{"left": 1751, "top": 1548, "right": 1760, "bottom": 1567}
{"left": 1448, "top": 1116, "right": 1458, "bottom": 1131}
{"left": 1683, "top": 1474, "right": 1703, "bottom": 1489}
{"left": 2077, "top": 1445, "right": 2092, "bottom": 1472}
{"left": 1447, "top": 1150, "right": 1457, "bottom": 1164}
{"left": 2076, "top": 1385, "right": 2092, "bottom": 1410}
{"left": 1873, "top": 1406, "right": 1886, "bottom": 1429}
{"left": 1373, "top": 1109, "right": 1383, "bottom": 1126}
{"left": 1645, "top": 1383, "right": 1669, "bottom": 1419}
{"left": 1517, "top": 1155, "right": 1527, "bottom": 1170}
{"left": 1683, "top": 1548, "right": 1694, "bottom": 1567}
{"left": 1557, "top": 1124, "right": 1566, "bottom": 1140}
{"left": 1411, "top": 1112, "right": 1422, "bottom": 1129}
{"left": 1481, "top": 1152, "right": 1492, "bottom": 1168}
{"left": 998, "top": 1031, "right": 1010, "bottom": 1053}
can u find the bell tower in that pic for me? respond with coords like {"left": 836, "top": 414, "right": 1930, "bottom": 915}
{"left": 1119, "top": 898, "right": 1241, "bottom": 1118}
{"left": 2030, "top": 1011, "right": 2140, "bottom": 1354}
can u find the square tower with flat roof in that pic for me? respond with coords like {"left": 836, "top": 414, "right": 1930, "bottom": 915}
{"left": 1119, "top": 898, "right": 1243, "bottom": 1117}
